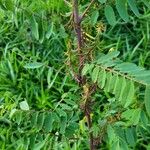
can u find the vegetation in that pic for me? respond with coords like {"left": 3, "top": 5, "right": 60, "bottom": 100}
{"left": 0, "top": 0, "right": 150, "bottom": 149}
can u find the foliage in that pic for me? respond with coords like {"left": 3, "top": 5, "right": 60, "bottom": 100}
{"left": 0, "top": 0, "right": 150, "bottom": 150}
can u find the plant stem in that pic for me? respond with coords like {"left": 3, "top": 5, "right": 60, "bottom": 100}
{"left": 73, "top": 0, "right": 84, "bottom": 84}
{"left": 85, "top": 99, "right": 95, "bottom": 150}
{"left": 72, "top": 0, "right": 96, "bottom": 149}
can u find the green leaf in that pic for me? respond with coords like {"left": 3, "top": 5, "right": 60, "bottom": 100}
{"left": 114, "top": 62, "right": 140, "bottom": 73}
{"left": 33, "top": 136, "right": 49, "bottom": 150}
{"left": 60, "top": 116, "right": 67, "bottom": 134}
{"left": 104, "top": 5, "right": 116, "bottom": 26}
{"left": 24, "top": 62, "right": 44, "bottom": 69}
{"left": 111, "top": 140, "right": 121, "bottom": 150}
{"left": 31, "top": 112, "right": 39, "bottom": 127}
{"left": 127, "top": 0, "right": 140, "bottom": 17}
{"left": 108, "top": 74, "right": 118, "bottom": 93}
{"left": 56, "top": 108, "right": 67, "bottom": 117}
{"left": 15, "top": 111, "right": 22, "bottom": 125}
{"left": 125, "top": 128, "right": 136, "bottom": 147}
{"left": 107, "top": 125, "right": 117, "bottom": 144}
{"left": 30, "top": 134, "right": 36, "bottom": 149}
{"left": 98, "top": 0, "right": 107, "bottom": 4}
{"left": 30, "top": 15, "right": 39, "bottom": 40}
{"left": 98, "top": 69, "right": 107, "bottom": 89}
{"left": 133, "top": 70, "right": 150, "bottom": 77}
{"left": 122, "top": 109, "right": 141, "bottom": 125}
{"left": 118, "top": 77, "right": 126, "bottom": 101}
{"left": 124, "top": 81, "right": 135, "bottom": 107}
{"left": 44, "top": 112, "right": 53, "bottom": 132}
{"left": 47, "top": 67, "right": 53, "bottom": 86}
{"left": 39, "top": 18, "right": 45, "bottom": 43}
{"left": 19, "top": 101, "right": 29, "bottom": 110}
{"left": 141, "top": 0, "right": 150, "bottom": 8}
{"left": 92, "top": 66, "right": 100, "bottom": 83}
{"left": 104, "top": 72, "right": 112, "bottom": 92}
{"left": 113, "top": 76, "right": 122, "bottom": 99}
{"left": 82, "top": 64, "right": 90, "bottom": 76}
{"left": 113, "top": 75, "right": 119, "bottom": 95}
{"left": 91, "top": 10, "right": 99, "bottom": 26}
{"left": 97, "top": 51, "right": 120, "bottom": 64}
{"left": 130, "top": 108, "right": 141, "bottom": 125}
{"left": 60, "top": 104, "right": 72, "bottom": 110}
{"left": 116, "top": 0, "right": 129, "bottom": 22}
{"left": 37, "top": 112, "right": 45, "bottom": 131}
{"left": 46, "top": 22, "right": 54, "bottom": 39}
{"left": 7, "top": 60, "right": 16, "bottom": 83}
{"left": 144, "top": 85, "right": 150, "bottom": 117}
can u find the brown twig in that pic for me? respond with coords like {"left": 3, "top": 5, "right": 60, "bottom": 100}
{"left": 73, "top": 0, "right": 84, "bottom": 84}
{"left": 72, "top": 0, "right": 97, "bottom": 149}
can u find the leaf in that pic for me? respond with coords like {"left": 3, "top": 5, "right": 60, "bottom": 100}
{"left": 118, "top": 77, "right": 126, "bottom": 101}
{"left": 33, "top": 136, "right": 49, "bottom": 150}
{"left": 104, "top": 5, "right": 117, "bottom": 26}
{"left": 127, "top": 0, "right": 140, "bottom": 17}
{"left": 97, "top": 51, "right": 120, "bottom": 64}
{"left": 47, "top": 67, "right": 53, "bottom": 86}
{"left": 114, "top": 62, "right": 140, "bottom": 73}
{"left": 124, "top": 81, "right": 135, "bottom": 107}
{"left": 121, "top": 109, "right": 134, "bottom": 119}
{"left": 30, "top": 134, "right": 36, "bottom": 149}
{"left": 15, "top": 111, "right": 22, "bottom": 125}
{"left": 133, "top": 70, "right": 150, "bottom": 77}
{"left": 142, "top": 0, "right": 150, "bottom": 8}
{"left": 30, "top": 15, "right": 39, "bottom": 40}
{"left": 9, "top": 108, "right": 17, "bottom": 118}
{"left": 98, "top": 69, "right": 107, "bottom": 89}
{"left": 104, "top": 72, "right": 112, "bottom": 92}
{"left": 92, "top": 66, "right": 100, "bottom": 83}
{"left": 121, "top": 109, "right": 141, "bottom": 125}
{"left": 37, "top": 112, "right": 45, "bottom": 131}
{"left": 130, "top": 108, "right": 141, "bottom": 125}
{"left": 98, "top": 0, "right": 107, "bottom": 4}
{"left": 91, "top": 10, "right": 99, "bottom": 26}
{"left": 56, "top": 108, "right": 67, "bottom": 117}
{"left": 125, "top": 128, "right": 136, "bottom": 147}
{"left": 65, "top": 122, "right": 79, "bottom": 137}
{"left": 116, "top": 0, "right": 129, "bottom": 22}
{"left": 140, "top": 110, "right": 148, "bottom": 128}
{"left": 24, "top": 62, "right": 44, "bottom": 69}
{"left": 144, "top": 85, "right": 150, "bottom": 117}
{"left": 108, "top": 74, "right": 118, "bottom": 93}
{"left": 112, "top": 140, "right": 121, "bottom": 150}
{"left": 107, "top": 125, "right": 117, "bottom": 144}
{"left": 39, "top": 18, "right": 45, "bottom": 43}
{"left": 60, "top": 116, "right": 67, "bottom": 134}
{"left": 19, "top": 101, "right": 29, "bottom": 110}
{"left": 60, "top": 104, "right": 72, "bottom": 110}
{"left": 113, "top": 76, "right": 122, "bottom": 99}
{"left": 7, "top": 60, "right": 16, "bottom": 83}
{"left": 31, "top": 112, "right": 39, "bottom": 127}
{"left": 82, "top": 64, "right": 90, "bottom": 76}
{"left": 44, "top": 112, "right": 53, "bottom": 132}
{"left": 46, "top": 22, "right": 54, "bottom": 39}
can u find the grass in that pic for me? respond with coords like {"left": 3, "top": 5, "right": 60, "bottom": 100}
{"left": 0, "top": 0, "right": 150, "bottom": 149}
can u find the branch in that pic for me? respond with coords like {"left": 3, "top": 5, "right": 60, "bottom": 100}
{"left": 80, "top": 0, "right": 95, "bottom": 23}
{"left": 73, "top": 0, "right": 84, "bottom": 84}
